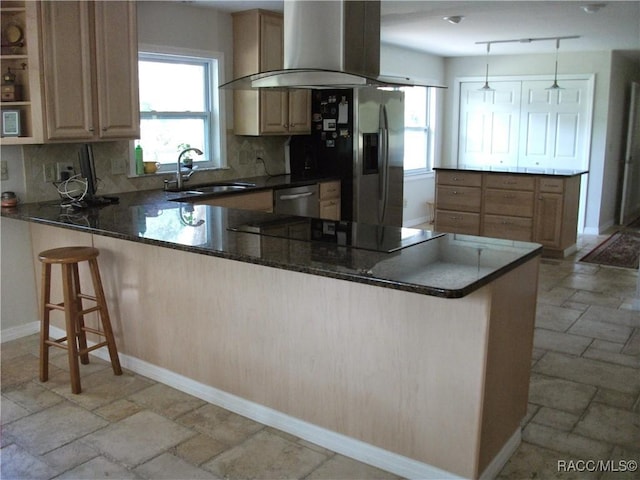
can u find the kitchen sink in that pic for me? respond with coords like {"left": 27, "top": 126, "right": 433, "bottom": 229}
{"left": 169, "top": 181, "right": 258, "bottom": 201}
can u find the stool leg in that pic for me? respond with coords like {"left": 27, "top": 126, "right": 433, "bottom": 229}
{"left": 89, "top": 258, "right": 122, "bottom": 376}
{"left": 39, "top": 263, "right": 51, "bottom": 383}
{"left": 62, "top": 264, "right": 82, "bottom": 394}
{"left": 72, "top": 263, "right": 90, "bottom": 365}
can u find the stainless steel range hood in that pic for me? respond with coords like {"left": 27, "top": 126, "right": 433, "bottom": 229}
{"left": 221, "top": 0, "right": 444, "bottom": 90}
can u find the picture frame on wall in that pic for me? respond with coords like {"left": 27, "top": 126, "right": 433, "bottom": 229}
{"left": 1, "top": 109, "right": 21, "bottom": 137}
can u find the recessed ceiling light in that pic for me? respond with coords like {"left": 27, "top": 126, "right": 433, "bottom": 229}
{"left": 581, "top": 3, "right": 606, "bottom": 14}
{"left": 443, "top": 16, "right": 465, "bottom": 25}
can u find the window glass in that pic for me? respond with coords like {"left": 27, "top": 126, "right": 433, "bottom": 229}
{"left": 402, "top": 86, "right": 435, "bottom": 174}
{"left": 136, "top": 50, "right": 224, "bottom": 174}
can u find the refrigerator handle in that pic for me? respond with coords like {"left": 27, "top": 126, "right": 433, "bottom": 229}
{"left": 379, "top": 104, "right": 390, "bottom": 223}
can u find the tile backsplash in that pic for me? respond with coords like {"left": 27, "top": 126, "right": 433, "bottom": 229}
{"left": 11, "top": 131, "right": 290, "bottom": 203}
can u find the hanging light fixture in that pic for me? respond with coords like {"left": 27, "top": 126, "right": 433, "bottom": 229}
{"left": 547, "top": 38, "right": 563, "bottom": 90}
{"left": 480, "top": 43, "right": 494, "bottom": 91}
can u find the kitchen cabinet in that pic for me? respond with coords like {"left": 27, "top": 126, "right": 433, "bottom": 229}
{"left": 0, "top": 0, "right": 44, "bottom": 143}
{"left": 195, "top": 189, "right": 273, "bottom": 213}
{"left": 434, "top": 171, "right": 482, "bottom": 235}
{"left": 232, "top": 9, "right": 310, "bottom": 136}
{"left": 435, "top": 169, "right": 583, "bottom": 256}
{"left": 318, "top": 180, "right": 341, "bottom": 220}
{"left": 533, "top": 176, "right": 580, "bottom": 253}
{"left": 39, "top": 0, "right": 139, "bottom": 141}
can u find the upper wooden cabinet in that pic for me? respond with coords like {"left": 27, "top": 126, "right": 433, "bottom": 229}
{"left": 39, "top": 1, "right": 139, "bottom": 141}
{"left": 0, "top": 1, "right": 45, "bottom": 144}
{"left": 232, "top": 9, "right": 310, "bottom": 136}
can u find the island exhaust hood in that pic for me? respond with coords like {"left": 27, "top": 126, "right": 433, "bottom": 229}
{"left": 221, "top": 0, "right": 444, "bottom": 90}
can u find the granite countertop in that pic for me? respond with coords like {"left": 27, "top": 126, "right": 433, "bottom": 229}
{"left": 2, "top": 178, "right": 542, "bottom": 298}
{"left": 435, "top": 166, "right": 588, "bottom": 177}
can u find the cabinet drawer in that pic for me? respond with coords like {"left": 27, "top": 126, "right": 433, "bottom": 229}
{"left": 435, "top": 210, "right": 480, "bottom": 235}
{"left": 436, "top": 186, "right": 481, "bottom": 213}
{"left": 484, "top": 189, "right": 534, "bottom": 217}
{"left": 483, "top": 215, "right": 533, "bottom": 242}
{"left": 319, "top": 180, "right": 340, "bottom": 200}
{"left": 437, "top": 171, "right": 482, "bottom": 187}
{"left": 485, "top": 174, "right": 535, "bottom": 191}
{"left": 538, "top": 177, "right": 565, "bottom": 193}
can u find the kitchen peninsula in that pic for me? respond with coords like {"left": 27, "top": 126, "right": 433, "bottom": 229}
{"left": 2, "top": 188, "right": 541, "bottom": 479}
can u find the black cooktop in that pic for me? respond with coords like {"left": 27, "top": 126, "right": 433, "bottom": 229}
{"left": 229, "top": 217, "right": 443, "bottom": 253}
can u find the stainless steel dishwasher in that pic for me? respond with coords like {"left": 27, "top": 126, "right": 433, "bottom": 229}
{"left": 274, "top": 184, "right": 319, "bottom": 217}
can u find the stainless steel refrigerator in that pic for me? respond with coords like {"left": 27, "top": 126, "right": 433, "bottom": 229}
{"left": 289, "top": 88, "right": 405, "bottom": 227}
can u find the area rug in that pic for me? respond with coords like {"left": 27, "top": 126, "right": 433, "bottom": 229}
{"left": 580, "top": 230, "right": 640, "bottom": 269}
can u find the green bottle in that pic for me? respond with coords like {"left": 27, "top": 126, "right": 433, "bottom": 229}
{"left": 135, "top": 145, "right": 144, "bottom": 175}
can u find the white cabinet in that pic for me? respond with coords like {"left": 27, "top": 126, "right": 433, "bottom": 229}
{"left": 232, "top": 9, "right": 310, "bottom": 136}
{"left": 458, "top": 79, "right": 591, "bottom": 172}
{"left": 519, "top": 80, "right": 591, "bottom": 170}
{"left": 39, "top": 0, "right": 139, "bottom": 141}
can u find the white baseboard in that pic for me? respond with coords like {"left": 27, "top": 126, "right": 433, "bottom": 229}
{"left": 46, "top": 326, "right": 461, "bottom": 479}
{"left": 404, "top": 216, "right": 433, "bottom": 228}
{"left": 479, "top": 428, "right": 521, "bottom": 480}
{"left": 1, "top": 320, "right": 39, "bottom": 343}
{"left": 3, "top": 326, "right": 522, "bottom": 479}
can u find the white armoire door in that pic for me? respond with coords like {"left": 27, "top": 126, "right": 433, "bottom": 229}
{"left": 518, "top": 79, "right": 591, "bottom": 171}
{"left": 458, "top": 82, "right": 522, "bottom": 169}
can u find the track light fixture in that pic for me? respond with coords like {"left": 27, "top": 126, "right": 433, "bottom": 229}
{"left": 480, "top": 43, "right": 494, "bottom": 91}
{"left": 547, "top": 38, "right": 563, "bottom": 90}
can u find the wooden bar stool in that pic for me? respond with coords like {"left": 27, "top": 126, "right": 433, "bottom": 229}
{"left": 38, "top": 246, "right": 122, "bottom": 394}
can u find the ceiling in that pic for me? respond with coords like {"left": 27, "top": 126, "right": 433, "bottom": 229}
{"left": 185, "top": 0, "right": 640, "bottom": 57}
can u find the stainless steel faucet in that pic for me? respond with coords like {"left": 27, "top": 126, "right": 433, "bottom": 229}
{"left": 166, "top": 147, "right": 203, "bottom": 191}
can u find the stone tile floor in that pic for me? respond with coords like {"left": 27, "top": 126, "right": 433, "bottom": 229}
{"left": 1, "top": 232, "right": 639, "bottom": 479}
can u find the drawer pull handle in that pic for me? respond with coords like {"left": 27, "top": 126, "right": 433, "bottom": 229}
{"left": 504, "top": 194, "right": 515, "bottom": 199}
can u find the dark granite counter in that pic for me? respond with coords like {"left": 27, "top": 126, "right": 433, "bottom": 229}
{"left": 1, "top": 183, "right": 542, "bottom": 298}
{"left": 435, "top": 166, "right": 588, "bottom": 177}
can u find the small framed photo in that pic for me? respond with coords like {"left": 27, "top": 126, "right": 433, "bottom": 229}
{"left": 1, "top": 109, "right": 21, "bottom": 137}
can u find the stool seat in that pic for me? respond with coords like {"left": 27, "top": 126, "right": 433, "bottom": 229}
{"left": 39, "top": 245, "right": 122, "bottom": 394}
{"left": 39, "top": 246, "right": 99, "bottom": 264}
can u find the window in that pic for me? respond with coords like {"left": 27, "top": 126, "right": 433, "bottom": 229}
{"left": 136, "top": 49, "right": 225, "bottom": 174}
{"left": 402, "top": 86, "right": 436, "bottom": 175}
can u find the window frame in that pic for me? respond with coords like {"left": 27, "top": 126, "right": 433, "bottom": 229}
{"left": 131, "top": 45, "right": 227, "bottom": 176}
{"left": 402, "top": 86, "right": 437, "bottom": 176}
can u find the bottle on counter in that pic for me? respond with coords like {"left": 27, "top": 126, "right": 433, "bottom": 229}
{"left": 135, "top": 145, "right": 144, "bottom": 175}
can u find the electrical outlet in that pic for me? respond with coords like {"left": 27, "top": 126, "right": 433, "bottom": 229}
{"left": 43, "top": 164, "right": 56, "bottom": 183}
{"left": 0, "top": 160, "right": 8, "bottom": 181}
{"left": 56, "top": 162, "right": 75, "bottom": 182}
{"left": 403, "top": 198, "right": 408, "bottom": 208}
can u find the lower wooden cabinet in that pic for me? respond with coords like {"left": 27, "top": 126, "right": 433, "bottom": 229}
{"left": 435, "top": 170, "right": 583, "bottom": 256}
{"left": 319, "top": 180, "right": 341, "bottom": 220}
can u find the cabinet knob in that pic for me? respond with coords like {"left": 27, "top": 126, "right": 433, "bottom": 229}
{"left": 102, "top": 127, "right": 107, "bottom": 132}
{"left": 88, "top": 127, "right": 95, "bottom": 132}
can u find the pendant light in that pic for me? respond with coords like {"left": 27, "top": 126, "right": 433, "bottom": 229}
{"left": 547, "top": 38, "right": 563, "bottom": 90}
{"left": 480, "top": 43, "right": 494, "bottom": 91}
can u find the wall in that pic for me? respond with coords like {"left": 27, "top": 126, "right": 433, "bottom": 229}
{"left": 605, "top": 51, "right": 640, "bottom": 227}
{"left": 443, "top": 51, "right": 619, "bottom": 234}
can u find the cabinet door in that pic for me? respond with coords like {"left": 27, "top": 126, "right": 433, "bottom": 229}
{"left": 319, "top": 199, "right": 341, "bottom": 220}
{"left": 458, "top": 82, "right": 521, "bottom": 169}
{"left": 534, "top": 193, "right": 563, "bottom": 247}
{"left": 94, "top": 1, "right": 140, "bottom": 139}
{"left": 258, "top": 12, "right": 288, "bottom": 134}
{"left": 288, "top": 90, "right": 312, "bottom": 133}
{"left": 40, "top": 1, "right": 95, "bottom": 140}
{"left": 519, "top": 80, "right": 590, "bottom": 170}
